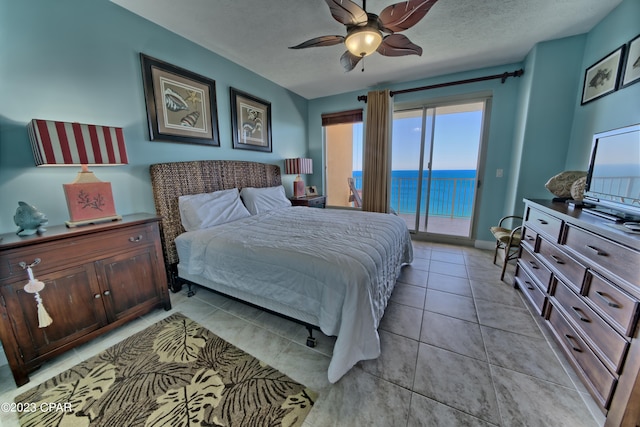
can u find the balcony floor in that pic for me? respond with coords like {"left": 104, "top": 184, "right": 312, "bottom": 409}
{"left": 397, "top": 213, "right": 472, "bottom": 237}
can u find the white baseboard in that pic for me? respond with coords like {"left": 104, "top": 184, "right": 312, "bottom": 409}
{"left": 474, "top": 240, "right": 495, "bottom": 250}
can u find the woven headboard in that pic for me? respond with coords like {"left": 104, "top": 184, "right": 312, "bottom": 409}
{"left": 149, "top": 160, "right": 282, "bottom": 269}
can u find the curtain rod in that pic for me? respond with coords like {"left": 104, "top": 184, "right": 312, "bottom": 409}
{"left": 357, "top": 68, "right": 524, "bottom": 102}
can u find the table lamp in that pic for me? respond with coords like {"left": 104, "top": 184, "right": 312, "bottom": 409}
{"left": 284, "top": 158, "right": 313, "bottom": 198}
{"left": 28, "top": 119, "right": 128, "bottom": 227}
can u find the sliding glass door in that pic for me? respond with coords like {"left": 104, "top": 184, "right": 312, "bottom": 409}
{"left": 392, "top": 99, "right": 488, "bottom": 238}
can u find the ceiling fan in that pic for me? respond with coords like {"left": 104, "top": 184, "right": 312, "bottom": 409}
{"left": 289, "top": 0, "right": 439, "bottom": 72}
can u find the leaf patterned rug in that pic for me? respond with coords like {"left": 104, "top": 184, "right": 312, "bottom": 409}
{"left": 15, "top": 313, "right": 317, "bottom": 426}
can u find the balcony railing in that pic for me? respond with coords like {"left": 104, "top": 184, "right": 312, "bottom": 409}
{"left": 352, "top": 175, "right": 476, "bottom": 218}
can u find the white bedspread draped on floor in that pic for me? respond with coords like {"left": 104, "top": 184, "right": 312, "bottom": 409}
{"left": 176, "top": 207, "right": 413, "bottom": 382}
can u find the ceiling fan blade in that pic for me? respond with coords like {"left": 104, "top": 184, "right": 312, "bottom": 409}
{"left": 324, "top": 0, "right": 368, "bottom": 26}
{"left": 289, "top": 35, "right": 345, "bottom": 49}
{"left": 377, "top": 34, "right": 423, "bottom": 57}
{"left": 378, "top": 0, "right": 439, "bottom": 33}
{"left": 340, "top": 51, "right": 363, "bottom": 72}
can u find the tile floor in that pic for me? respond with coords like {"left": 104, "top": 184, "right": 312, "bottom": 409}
{"left": 0, "top": 240, "right": 604, "bottom": 426}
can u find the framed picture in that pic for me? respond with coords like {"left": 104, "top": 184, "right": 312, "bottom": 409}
{"left": 306, "top": 185, "right": 318, "bottom": 197}
{"left": 230, "top": 87, "right": 272, "bottom": 152}
{"left": 581, "top": 45, "right": 625, "bottom": 105}
{"left": 621, "top": 34, "right": 640, "bottom": 88}
{"left": 140, "top": 53, "right": 220, "bottom": 146}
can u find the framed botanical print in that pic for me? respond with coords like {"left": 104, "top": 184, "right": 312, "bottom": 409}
{"left": 230, "top": 88, "right": 272, "bottom": 152}
{"left": 581, "top": 45, "right": 625, "bottom": 105}
{"left": 140, "top": 53, "right": 220, "bottom": 146}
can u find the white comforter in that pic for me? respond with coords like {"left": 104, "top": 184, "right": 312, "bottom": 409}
{"left": 176, "top": 206, "right": 413, "bottom": 382}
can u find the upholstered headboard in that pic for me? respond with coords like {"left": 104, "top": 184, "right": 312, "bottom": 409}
{"left": 149, "top": 160, "right": 282, "bottom": 271}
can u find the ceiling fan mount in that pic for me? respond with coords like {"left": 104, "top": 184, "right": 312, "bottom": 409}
{"left": 290, "top": 0, "right": 439, "bottom": 72}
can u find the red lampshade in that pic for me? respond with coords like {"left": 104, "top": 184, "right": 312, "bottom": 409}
{"left": 28, "top": 119, "right": 128, "bottom": 166}
{"left": 284, "top": 158, "right": 313, "bottom": 175}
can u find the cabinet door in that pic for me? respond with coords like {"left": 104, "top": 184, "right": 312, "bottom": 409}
{"left": 95, "top": 248, "right": 163, "bottom": 322}
{"left": 0, "top": 264, "right": 107, "bottom": 362}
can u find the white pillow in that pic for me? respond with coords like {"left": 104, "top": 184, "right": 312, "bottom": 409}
{"left": 179, "top": 188, "right": 251, "bottom": 231}
{"left": 240, "top": 185, "right": 292, "bottom": 215}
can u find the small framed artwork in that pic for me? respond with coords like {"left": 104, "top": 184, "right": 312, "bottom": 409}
{"left": 621, "top": 34, "right": 640, "bottom": 88}
{"left": 581, "top": 45, "right": 625, "bottom": 105}
{"left": 140, "top": 53, "right": 220, "bottom": 146}
{"left": 306, "top": 185, "right": 318, "bottom": 197}
{"left": 230, "top": 87, "right": 272, "bottom": 152}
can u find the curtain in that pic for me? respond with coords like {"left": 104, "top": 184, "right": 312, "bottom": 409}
{"left": 362, "top": 89, "right": 392, "bottom": 213}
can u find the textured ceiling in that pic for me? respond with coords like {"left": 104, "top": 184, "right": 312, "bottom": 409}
{"left": 111, "top": 0, "right": 622, "bottom": 99}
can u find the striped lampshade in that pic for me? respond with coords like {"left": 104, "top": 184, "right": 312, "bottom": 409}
{"left": 284, "top": 158, "right": 313, "bottom": 175}
{"left": 28, "top": 119, "right": 128, "bottom": 166}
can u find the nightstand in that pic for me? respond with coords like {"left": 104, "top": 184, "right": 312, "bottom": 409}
{"left": 289, "top": 195, "right": 326, "bottom": 208}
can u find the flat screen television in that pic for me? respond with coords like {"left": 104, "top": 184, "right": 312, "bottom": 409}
{"left": 582, "top": 123, "right": 640, "bottom": 222}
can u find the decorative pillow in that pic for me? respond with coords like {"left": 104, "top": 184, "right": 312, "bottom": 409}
{"left": 570, "top": 176, "right": 587, "bottom": 201}
{"left": 240, "top": 185, "right": 292, "bottom": 215}
{"left": 179, "top": 188, "right": 251, "bottom": 231}
{"left": 544, "top": 171, "right": 587, "bottom": 198}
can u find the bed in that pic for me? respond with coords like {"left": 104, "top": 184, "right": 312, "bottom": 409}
{"left": 150, "top": 160, "right": 413, "bottom": 383}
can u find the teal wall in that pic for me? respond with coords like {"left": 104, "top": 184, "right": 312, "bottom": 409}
{"left": 0, "top": 0, "right": 637, "bottom": 243}
{"left": 0, "top": 0, "right": 308, "bottom": 234}
{"left": 565, "top": 0, "right": 640, "bottom": 171}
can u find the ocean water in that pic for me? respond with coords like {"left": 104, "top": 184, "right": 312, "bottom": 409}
{"left": 352, "top": 170, "right": 476, "bottom": 217}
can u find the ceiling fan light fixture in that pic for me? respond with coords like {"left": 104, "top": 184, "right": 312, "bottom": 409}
{"left": 345, "top": 26, "right": 382, "bottom": 57}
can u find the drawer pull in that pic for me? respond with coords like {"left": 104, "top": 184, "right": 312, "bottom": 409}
{"left": 18, "top": 258, "right": 41, "bottom": 269}
{"left": 564, "top": 334, "right": 583, "bottom": 352}
{"left": 595, "top": 291, "right": 620, "bottom": 308}
{"left": 103, "top": 290, "right": 111, "bottom": 296}
{"left": 537, "top": 219, "right": 548, "bottom": 225}
{"left": 571, "top": 306, "right": 591, "bottom": 323}
{"left": 524, "top": 281, "right": 535, "bottom": 291}
{"left": 129, "top": 235, "right": 143, "bottom": 242}
{"left": 528, "top": 260, "right": 539, "bottom": 269}
{"left": 550, "top": 254, "right": 565, "bottom": 264}
{"left": 94, "top": 294, "right": 101, "bottom": 299}
{"left": 585, "top": 245, "right": 607, "bottom": 256}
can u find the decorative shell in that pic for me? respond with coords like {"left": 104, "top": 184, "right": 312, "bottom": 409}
{"left": 544, "top": 171, "right": 587, "bottom": 198}
{"left": 571, "top": 176, "right": 587, "bottom": 201}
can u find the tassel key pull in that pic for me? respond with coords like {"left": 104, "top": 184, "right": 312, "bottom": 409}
{"left": 20, "top": 261, "right": 53, "bottom": 328}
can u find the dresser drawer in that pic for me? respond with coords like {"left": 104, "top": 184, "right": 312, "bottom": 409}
{"left": 564, "top": 224, "right": 640, "bottom": 287}
{"left": 521, "top": 226, "right": 538, "bottom": 250}
{"left": 519, "top": 246, "right": 552, "bottom": 292}
{"left": 538, "top": 237, "right": 586, "bottom": 293}
{"left": 547, "top": 303, "right": 617, "bottom": 409}
{"left": 553, "top": 279, "right": 628, "bottom": 373}
{"left": 525, "top": 206, "right": 563, "bottom": 242}
{"left": 0, "top": 223, "right": 155, "bottom": 281}
{"left": 585, "top": 271, "right": 639, "bottom": 338}
{"left": 515, "top": 264, "right": 546, "bottom": 315}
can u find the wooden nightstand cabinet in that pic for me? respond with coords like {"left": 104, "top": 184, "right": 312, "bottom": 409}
{"left": 0, "top": 214, "right": 171, "bottom": 386}
{"left": 289, "top": 195, "right": 326, "bottom": 208}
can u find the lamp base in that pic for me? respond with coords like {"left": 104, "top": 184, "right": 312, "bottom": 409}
{"left": 63, "top": 170, "right": 120, "bottom": 227}
{"left": 65, "top": 215, "right": 122, "bottom": 228}
{"left": 293, "top": 179, "right": 305, "bottom": 198}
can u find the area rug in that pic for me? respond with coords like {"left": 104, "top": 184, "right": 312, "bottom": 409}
{"left": 15, "top": 313, "right": 316, "bottom": 426}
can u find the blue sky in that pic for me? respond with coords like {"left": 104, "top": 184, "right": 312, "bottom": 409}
{"left": 354, "top": 107, "right": 484, "bottom": 171}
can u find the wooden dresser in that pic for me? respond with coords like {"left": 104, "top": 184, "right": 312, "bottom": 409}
{"left": 515, "top": 199, "right": 640, "bottom": 426}
{"left": 0, "top": 214, "right": 171, "bottom": 386}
